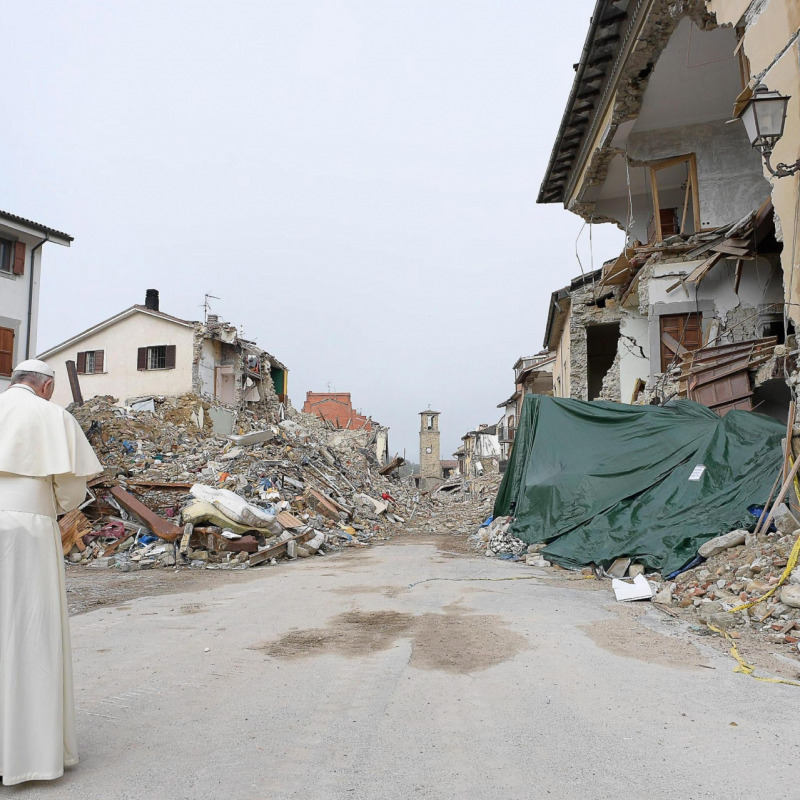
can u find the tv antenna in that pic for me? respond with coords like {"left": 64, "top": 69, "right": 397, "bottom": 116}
{"left": 203, "top": 294, "right": 220, "bottom": 324}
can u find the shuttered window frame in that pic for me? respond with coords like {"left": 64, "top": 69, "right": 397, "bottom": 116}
{"left": 76, "top": 350, "right": 105, "bottom": 375}
{"left": 137, "top": 345, "right": 177, "bottom": 371}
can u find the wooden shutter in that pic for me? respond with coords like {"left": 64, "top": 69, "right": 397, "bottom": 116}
{"left": 137, "top": 347, "right": 147, "bottom": 370}
{"left": 94, "top": 350, "right": 104, "bottom": 373}
{"left": 660, "top": 313, "right": 702, "bottom": 371}
{"left": 165, "top": 345, "right": 177, "bottom": 370}
{"left": 0, "top": 327, "right": 14, "bottom": 376}
{"left": 12, "top": 242, "right": 25, "bottom": 276}
{"left": 76, "top": 351, "right": 87, "bottom": 374}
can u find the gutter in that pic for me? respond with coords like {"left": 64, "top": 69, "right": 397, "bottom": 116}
{"left": 25, "top": 234, "right": 48, "bottom": 358}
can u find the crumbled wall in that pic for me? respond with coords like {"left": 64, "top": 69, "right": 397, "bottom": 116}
{"left": 567, "top": 283, "right": 624, "bottom": 400}
{"left": 598, "top": 350, "right": 623, "bottom": 402}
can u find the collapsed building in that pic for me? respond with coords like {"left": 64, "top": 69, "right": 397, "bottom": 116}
{"left": 455, "top": 424, "right": 501, "bottom": 478}
{"left": 38, "top": 290, "right": 289, "bottom": 432}
{"left": 538, "top": 0, "right": 799, "bottom": 418}
{"left": 302, "top": 390, "right": 390, "bottom": 465}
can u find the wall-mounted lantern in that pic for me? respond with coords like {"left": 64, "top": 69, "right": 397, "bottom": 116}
{"left": 739, "top": 84, "right": 800, "bottom": 178}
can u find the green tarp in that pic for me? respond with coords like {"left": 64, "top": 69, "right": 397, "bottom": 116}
{"left": 494, "top": 395, "right": 784, "bottom": 576}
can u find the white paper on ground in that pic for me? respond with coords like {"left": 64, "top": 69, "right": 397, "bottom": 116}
{"left": 612, "top": 573, "right": 654, "bottom": 601}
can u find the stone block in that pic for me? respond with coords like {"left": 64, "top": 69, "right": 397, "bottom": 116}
{"left": 698, "top": 529, "right": 747, "bottom": 559}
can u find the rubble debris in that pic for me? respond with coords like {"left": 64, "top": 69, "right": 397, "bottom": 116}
{"left": 62, "top": 393, "right": 468, "bottom": 573}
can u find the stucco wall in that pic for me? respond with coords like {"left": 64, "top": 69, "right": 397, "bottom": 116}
{"left": 552, "top": 309, "right": 571, "bottom": 398}
{"left": 0, "top": 235, "right": 43, "bottom": 391}
{"left": 42, "top": 313, "right": 195, "bottom": 407}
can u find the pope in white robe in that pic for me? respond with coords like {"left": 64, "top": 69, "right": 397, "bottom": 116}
{"left": 0, "top": 360, "right": 101, "bottom": 785}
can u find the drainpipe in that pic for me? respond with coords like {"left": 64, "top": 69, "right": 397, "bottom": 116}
{"left": 25, "top": 234, "right": 48, "bottom": 358}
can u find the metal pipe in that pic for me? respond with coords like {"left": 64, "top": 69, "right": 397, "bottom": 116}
{"left": 25, "top": 234, "right": 48, "bottom": 358}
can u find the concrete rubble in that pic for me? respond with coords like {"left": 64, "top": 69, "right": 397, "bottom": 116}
{"left": 60, "top": 394, "right": 447, "bottom": 572}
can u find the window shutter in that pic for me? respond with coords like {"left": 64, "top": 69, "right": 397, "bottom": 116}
{"left": 165, "top": 345, "right": 177, "bottom": 370}
{"left": 12, "top": 242, "right": 25, "bottom": 276}
{"left": 137, "top": 347, "right": 147, "bottom": 370}
{"left": 0, "top": 327, "right": 14, "bottom": 377}
{"left": 94, "top": 350, "right": 104, "bottom": 373}
{"left": 76, "top": 351, "right": 87, "bottom": 374}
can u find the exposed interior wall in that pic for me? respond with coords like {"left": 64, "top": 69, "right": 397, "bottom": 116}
{"left": 627, "top": 120, "right": 770, "bottom": 229}
{"left": 618, "top": 315, "right": 651, "bottom": 402}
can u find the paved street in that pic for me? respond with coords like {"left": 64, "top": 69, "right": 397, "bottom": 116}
{"left": 17, "top": 537, "right": 800, "bottom": 799}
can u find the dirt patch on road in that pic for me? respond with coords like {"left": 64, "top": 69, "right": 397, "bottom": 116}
{"left": 257, "top": 605, "right": 529, "bottom": 674}
{"left": 581, "top": 606, "right": 707, "bottom": 670}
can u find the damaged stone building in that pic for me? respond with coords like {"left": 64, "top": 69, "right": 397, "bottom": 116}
{"left": 538, "top": 0, "right": 799, "bottom": 417}
{"left": 39, "top": 290, "right": 289, "bottom": 422}
{"left": 497, "top": 352, "right": 555, "bottom": 466}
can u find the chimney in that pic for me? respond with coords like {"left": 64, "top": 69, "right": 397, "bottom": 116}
{"left": 207, "top": 314, "right": 219, "bottom": 325}
{"left": 145, "top": 289, "right": 159, "bottom": 312}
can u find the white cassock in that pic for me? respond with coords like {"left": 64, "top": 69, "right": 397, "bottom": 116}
{"left": 0, "top": 384, "right": 101, "bottom": 785}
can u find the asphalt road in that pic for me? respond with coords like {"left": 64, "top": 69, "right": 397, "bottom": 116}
{"left": 12, "top": 538, "right": 800, "bottom": 799}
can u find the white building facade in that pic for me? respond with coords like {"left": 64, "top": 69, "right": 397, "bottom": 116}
{"left": 0, "top": 210, "right": 72, "bottom": 390}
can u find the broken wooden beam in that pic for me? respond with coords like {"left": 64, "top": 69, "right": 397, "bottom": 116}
{"left": 109, "top": 486, "right": 184, "bottom": 542}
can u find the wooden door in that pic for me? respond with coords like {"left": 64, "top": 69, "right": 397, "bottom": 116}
{"left": 660, "top": 313, "right": 702, "bottom": 372}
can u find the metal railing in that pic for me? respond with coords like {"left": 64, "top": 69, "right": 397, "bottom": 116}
{"left": 497, "top": 426, "right": 516, "bottom": 443}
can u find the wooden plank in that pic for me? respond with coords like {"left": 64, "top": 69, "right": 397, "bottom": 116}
{"left": 276, "top": 511, "right": 304, "bottom": 530}
{"left": 65, "top": 360, "right": 84, "bottom": 406}
{"left": 754, "top": 456, "right": 800, "bottom": 537}
{"left": 666, "top": 251, "right": 726, "bottom": 293}
{"left": 109, "top": 486, "right": 184, "bottom": 542}
{"left": 712, "top": 243, "right": 751, "bottom": 258}
{"left": 126, "top": 480, "right": 194, "bottom": 491}
{"left": 782, "top": 401, "right": 796, "bottom": 486}
{"left": 59, "top": 509, "right": 92, "bottom": 555}
{"left": 733, "top": 259, "right": 743, "bottom": 294}
{"left": 661, "top": 331, "right": 688, "bottom": 357}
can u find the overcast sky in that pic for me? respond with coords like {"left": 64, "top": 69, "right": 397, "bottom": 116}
{"left": 3, "top": 0, "right": 621, "bottom": 458}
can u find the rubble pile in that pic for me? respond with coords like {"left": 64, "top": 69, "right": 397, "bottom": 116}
{"left": 61, "top": 395, "right": 431, "bottom": 571}
{"left": 661, "top": 509, "right": 800, "bottom": 651}
{"left": 403, "top": 474, "right": 502, "bottom": 537}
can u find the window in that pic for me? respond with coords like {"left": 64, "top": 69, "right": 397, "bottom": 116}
{"left": 76, "top": 350, "right": 104, "bottom": 374}
{"left": 0, "top": 239, "right": 25, "bottom": 275}
{"left": 0, "top": 239, "right": 12, "bottom": 273}
{"left": 648, "top": 154, "right": 701, "bottom": 242}
{"left": 137, "top": 345, "right": 177, "bottom": 371}
{"left": 148, "top": 346, "right": 166, "bottom": 370}
{"left": 0, "top": 327, "right": 13, "bottom": 376}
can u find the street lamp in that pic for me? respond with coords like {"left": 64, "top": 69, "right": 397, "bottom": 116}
{"left": 739, "top": 84, "right": 800, "bottom": 178}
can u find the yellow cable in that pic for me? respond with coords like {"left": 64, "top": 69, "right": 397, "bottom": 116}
{"left": 727, "top": 454, "right": 800, "bottom": 613}
{"left": 707, "top": 623, "right": 800, "bottom": 687}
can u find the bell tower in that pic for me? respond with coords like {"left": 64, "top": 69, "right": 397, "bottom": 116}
{"left": 419, "top": 410, "right": 442, "bottom": 490}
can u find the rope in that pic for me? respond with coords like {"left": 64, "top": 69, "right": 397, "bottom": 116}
{"left": 706, "top": 623, "right": 800, "bottom": 687}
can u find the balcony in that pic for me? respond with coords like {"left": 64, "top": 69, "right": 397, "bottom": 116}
{"left": 498, "top": 426, "right": 516, "bottom": 444}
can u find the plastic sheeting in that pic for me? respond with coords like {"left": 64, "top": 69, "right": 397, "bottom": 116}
{"left": 494, "top": 395, "right": 784, "bottom": 576}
